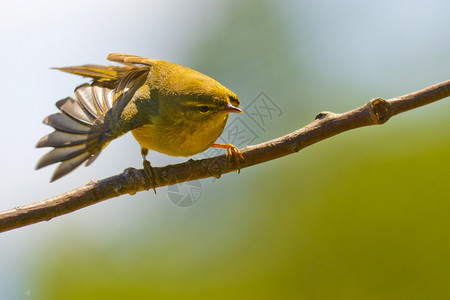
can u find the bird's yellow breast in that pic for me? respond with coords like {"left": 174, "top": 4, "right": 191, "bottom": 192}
{"left": 131, "top": 114, "right": 228, "bottom": 157}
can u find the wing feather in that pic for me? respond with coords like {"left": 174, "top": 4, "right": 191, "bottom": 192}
{"left": 107, "top": 53, "right": 158, "bottom": 66}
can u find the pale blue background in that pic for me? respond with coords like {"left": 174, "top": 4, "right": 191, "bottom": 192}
{"left": 1, "top": 0, "right": 449, "bottom": 298}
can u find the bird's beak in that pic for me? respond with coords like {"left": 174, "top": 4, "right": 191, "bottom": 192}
{"left": 223, "top": 103, "right": 243, "bottom": 113}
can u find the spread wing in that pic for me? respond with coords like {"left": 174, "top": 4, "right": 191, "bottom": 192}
{"left": 54, "top": 53, "right": 154, "bottom": 105}
{"left": 53, "top": 64, "right": 133, "bottom": 89}
{"left": 107, "top": 53, "right": 159, "bottom": 66}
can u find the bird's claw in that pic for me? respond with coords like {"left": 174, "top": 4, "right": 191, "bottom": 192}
{"left": 212, "top": 143, "right": 244, "bottom": 173}
{"left": 143, "top": 159, "right": 159, "bottom": 194}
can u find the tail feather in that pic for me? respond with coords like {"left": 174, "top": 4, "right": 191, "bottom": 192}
{"left": 37, "top": 84, "right": 114, "bottom": 181}
{"left": 36, "top": 131, "right": 87, "bottom": 148}
{"left": 85, "top": 151, "right": 101, "bottom": 167}
{"left": 43, "top": 113, "right": 91, "bottom": 134}
{"left": 51, "top": 152, "right": 93, "bottom": 182}
{"left": 56, "top": 97, "right": 96, "bottom": 125}
{"left": 36, "top": 144, "right": 87, "bottom": 169}
{"left": 74, "top": 85, "right": 100, "bottom": 119}
{"left": 75, "top": 83, "right": 114, "bottom": 115}
{"left": 92, "top": 83, "right": 114, "bottom": 112}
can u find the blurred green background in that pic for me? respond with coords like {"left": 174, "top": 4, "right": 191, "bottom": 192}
{"left": 1, "top": 1, "right": 449, "bottom": 299}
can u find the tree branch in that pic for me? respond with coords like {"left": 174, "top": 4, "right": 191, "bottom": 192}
{"left": 1, "top": 80, "right": 449, "bottom": 233}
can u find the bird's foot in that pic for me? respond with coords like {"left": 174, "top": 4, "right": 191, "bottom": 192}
{"left": 143, "top": 159, "right": 160, "bottom": 194}
{"left": 211, "top": 143, "right": 244, "bottom": 173}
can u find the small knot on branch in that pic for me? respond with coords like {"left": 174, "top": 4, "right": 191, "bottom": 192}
{"left": 315, "top": 111, "right": 335, "bottom": 120}
{"left": 368, "top": 98, "right": 391, "bottom": 124}
{"left": 122, "top": 167, "right": 141, "bottom": 195}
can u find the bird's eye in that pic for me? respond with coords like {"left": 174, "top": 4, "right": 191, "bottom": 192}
{"left": 229, "top": 95, "right": 240, "bottom": 107}
{"left": 197, "top": 105, "right": 210, "bottom": 113}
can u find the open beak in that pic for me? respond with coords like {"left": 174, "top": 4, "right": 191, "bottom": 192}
{"left": 223, "top": 103, "right": 243, "bottom": 113}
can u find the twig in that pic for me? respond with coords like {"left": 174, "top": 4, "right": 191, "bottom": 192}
{"left": 1, "top": 80, "right": 449, "bottom": 233}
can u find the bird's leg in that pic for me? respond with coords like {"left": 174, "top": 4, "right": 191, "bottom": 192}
{"left": 141, "top": 147, "right": 159, "bottom": 193}
{"left": 211, "top": 143, "right": 244, "bottom": 173}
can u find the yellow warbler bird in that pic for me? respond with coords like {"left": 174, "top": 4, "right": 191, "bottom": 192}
{"left": 36, "top": 53, "right": 243, "bottom": 183}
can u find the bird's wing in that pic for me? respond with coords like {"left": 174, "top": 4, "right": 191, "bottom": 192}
{"left": 54, "top": 55, "right": 155, "bottom": 129}
{"left": 54, "top": 53, "right": 157, "bottom": 89}
{"left": 107, "top": 53, "right": 158, "bottom": 66}
{"left": 54, "top": 64, "right": 133, "bottom": 88}
{"left": 108, "top": 66, "right": 151, "bottom": 123}
{"left": 54, "top": 54, "right": 153, "bottom": 104}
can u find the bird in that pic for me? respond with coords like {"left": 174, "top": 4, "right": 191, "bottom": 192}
{"left": 36, "top": 53, "right": 244, "bottom": 187}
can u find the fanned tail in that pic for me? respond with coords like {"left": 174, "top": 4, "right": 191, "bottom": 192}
{"left": 36, "top": 84, "right": 115, "bottom": 181}
{"left": 37, "top": 53, "right": 153, "bottom": 181}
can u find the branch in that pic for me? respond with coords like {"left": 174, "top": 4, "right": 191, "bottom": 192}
{"left": 1, "top": 80, "right": 449, "bottom": 233}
